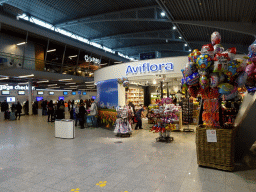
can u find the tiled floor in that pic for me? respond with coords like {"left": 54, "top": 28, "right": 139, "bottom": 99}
{"left": 0, "top": 115, "right": 255, "bottom": 192}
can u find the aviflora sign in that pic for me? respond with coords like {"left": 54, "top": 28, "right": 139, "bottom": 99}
{"left": 0, "top": 85, "right": 35, "bottom": 90}
{"left": 126, "top": 63, "right": 174, "bottom": 75}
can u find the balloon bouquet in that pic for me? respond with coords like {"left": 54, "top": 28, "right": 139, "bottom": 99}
{"left": 181, "top": 32, "right": 255, "bottom": 128}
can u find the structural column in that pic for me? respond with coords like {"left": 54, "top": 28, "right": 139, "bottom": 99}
{"left": 160, "top": 81, "right": 163, "bottom": 99}
{"left": 28, "top": 80, "right": 32, "bottom": 115}
{"left": 167, "top": 82, "right": 169, "bottom": 97}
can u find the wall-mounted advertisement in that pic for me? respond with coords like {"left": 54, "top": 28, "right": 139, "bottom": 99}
{"left": 97, "top": 79, "right": 118, "bottom": 109}
{"left": 7, "top": 97, "right": 15, "bottom": 102}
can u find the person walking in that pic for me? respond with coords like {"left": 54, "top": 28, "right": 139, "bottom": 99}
{"left": 79, "top": 103, "right": 86, "bottom": 129}
{"left": 135, "top": 105, "right": 146, "bottom": 130}
{"left": 15, "top": 101, "right": 22, "bottom": 120}
{"left": 74, "top": 103, "right": 80, "bottom": 126}
{"left": 89, "top": 99, "right": 98, "bottom": 127}
{"left": 1, "top": 100, "right": 9, "bottom": 119}
{"left": 24, "top": 100, "right": 29, "bottom": 115}
{"left": 47, "top": 100, "right": 54, "bottom": 122}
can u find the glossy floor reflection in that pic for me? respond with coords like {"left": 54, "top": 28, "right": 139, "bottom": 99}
{"left": 0, "top": 115, "right": 255, "bottom": 192}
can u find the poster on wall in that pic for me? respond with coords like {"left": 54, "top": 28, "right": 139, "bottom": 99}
{"left": 97, "top": 79, "right": 118, "bottom": 109}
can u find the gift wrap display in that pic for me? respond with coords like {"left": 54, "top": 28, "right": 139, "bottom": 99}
{"left": 181, "top": 32, "right": 256, "bottom": 171}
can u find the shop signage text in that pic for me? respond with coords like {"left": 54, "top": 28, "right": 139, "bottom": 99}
{"left": 84, "top": 55, "right": 101, "bottom": 64}
{"left": 126, "top": 63, "right": 174, "bottom": 75}
{"left": 0, "top": 85, "right": 35, "bottom": 91}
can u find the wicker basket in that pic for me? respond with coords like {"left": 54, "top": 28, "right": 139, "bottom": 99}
{"left": 196, "top": 125, "right": 236, "bottom": 171}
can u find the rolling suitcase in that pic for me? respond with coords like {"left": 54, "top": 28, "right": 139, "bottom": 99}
{"left": 10, "top": 112, "right": 16, "bottom": 120}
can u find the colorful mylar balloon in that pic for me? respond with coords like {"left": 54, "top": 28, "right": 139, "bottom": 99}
{"left": 210, "top": 73, "right": 219, "bottom": 88}
{"left": 211, "top": 32, "right": 221, "bottom": 45}
{"left": 237, "top": 72, "right": 248, "bottom": 88}
{"left": 245, "top": 63, "right": 256, "bottom": 76}
{"left": 196, "top": 54, "right": 212, "bottom": 69}
{"left": 184, "top": 62, "right": 197, "bottom": 77}
{"left": 218, "top": 83, "right": 234, "bottom": 95}
{"left": 213, "top": 53, "right": 230, "bottom": 72}
{"left": 188, "top": 49, "right": 201, "bottom": 63}
{"left": 186, "top": 72, "right": 200, "bottom": 86}
{"left": 214, "top": 44, "right": 225, "bottom": 54}
{"left": 248, "top": 40, "right": 256, "bottom": 58}
{"left": 225, "top": 60, "right": 239, "bottom": 80}
{"left": 201, "top": 44, "right": 214, "bottom": 58}
{"left": 227, "top": 47, "right": 237, "bottom": 60}
{"left": 199, "top": 75, "right": 209, "bottom": 89}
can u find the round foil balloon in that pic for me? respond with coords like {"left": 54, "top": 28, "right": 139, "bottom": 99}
{"left": 199, "top": 75, "right": 209, "bottom": 89}
{"left": 237, "top": 72, "right": 248, "bottom": 87}
{"left": 196, "top": 54, "right": 212, "bottom": 69}
{"left": 211, "top": 31, "right": 221, "bottom": 45}
{"left": 210, "top": 73, "right": 219, "bottom": 88}
{"left": 214, "top": 44, "right": 225, "bottom": 54}
{"left": 188, "top": 49, "right": 201, "bottom": 63}
{"left": 218, "top": 83, "right": 234, "bottom": 95}
{"left": 198, "top": 68, "right": 210, "bottom": 76}
{"left": 248, "top": 40, "right": 256, "bottom": 58}
{"left": 184, "top": 62, "right": 197, "bottom": 77}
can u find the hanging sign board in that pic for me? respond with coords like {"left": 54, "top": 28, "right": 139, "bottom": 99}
{"left": 0, "top": 85, "right": 35, "bottom": 90}
{"left": 206, "top": 130, "right": 217, "bottom": 142}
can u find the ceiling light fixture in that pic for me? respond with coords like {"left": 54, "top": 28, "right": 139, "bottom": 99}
{"left": 16, "top": 42, "right": 27, "bottom": 46}
{"left": 65, "top": 83, "right": 76, "bottom": 85}
{"left": 37, "top": 80, "right": 49, "bottom": 83}
{"left": 59, "top": 78, "right": 72, "bottom": 81}
{"left": 47, "top": 49, "right": 56, "bottom": 53}
{"left": 114, "top": 61, "right": 122, "bottom": 64}
{"left": 0, "top": 77, "right": 9, "bottom": 80}
{"left": 160, "top": 12, "right": 166, "bottom": 17}
{"left": 48, "top": 84, "right": 58, "bottom": 86}
{"left": 85, "top": 82, "right": 94, "bottom": 84}
{"left": 153, "top": 79, "right": 156, "bottom": 85}
{"left": 184, "top": 44, "right": 188, "bottom": 46}
{"left": 189, "top": 49, "right": 192, "bottom": 52}
{"left": 173, "top": 26, "right": 177, "bottom": 30}
{"left": 50, "top": 87, "right": 60, "bottom": 89}
{"left": 18, "top": 74, "right": 34, "bottom": 78}
{"left": 18, "top": 82, "right": 28, "bottom": 85}
{"left": 100, "top": 63, "right": 108, "bottom": 65}
{"left": 68, "top": 55, "right": 77, "bottom": 58}
{"left": 179, "top": 36, "right": 182, "bottom": 39}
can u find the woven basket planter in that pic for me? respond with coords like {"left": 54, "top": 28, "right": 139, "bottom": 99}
{"left": 196, "top": 125, "right": 236, "bottom": 171}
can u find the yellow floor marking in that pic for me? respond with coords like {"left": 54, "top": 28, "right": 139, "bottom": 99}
{"left": 96, "top": 181, "right": 107, "bottom": 187}
{"left": 70, "top": 188, "right": 80, "bottom": 192}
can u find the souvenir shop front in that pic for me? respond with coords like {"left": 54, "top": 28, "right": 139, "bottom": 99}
{"left": 94, "top": 56, "right": 187, "bottom": 131}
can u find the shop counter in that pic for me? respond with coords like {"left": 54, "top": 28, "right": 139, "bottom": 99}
{"left": 55, "top": 119, "right": 75, "bottom": 139}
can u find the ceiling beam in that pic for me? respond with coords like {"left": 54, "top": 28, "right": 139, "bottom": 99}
{"left": 91, "top": 29, "right": 176, "bottom": 41}
{"left": 0, "top": 13, "right": 129, "bottom": 62}
{"left": 174, "top": 20, "right": 256, "bottom": 36}
{"left": 55, "top": 5, "right": 171, "bottom": 28}
{"left": 95, "top": 37, "right": 183, "bottom": 42}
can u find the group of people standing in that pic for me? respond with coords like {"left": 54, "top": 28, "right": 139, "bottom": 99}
{"left": 72, "top": 99, "right": 98, "bottom": 129}
{"left": 0, "top": 100, "right": 23, "bottom": 120}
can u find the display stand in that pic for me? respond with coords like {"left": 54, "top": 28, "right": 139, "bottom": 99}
{"left": 182, "top": 97, "right": 194, "bottom": 132}
{"left": 55, "top": 119, "right": 75, "bottom": 139}
{"left": 172, "top": 111, "right": 183, "bottom": 132}
{"left": 114, "top": 106, "right": 132, "bottom": 137}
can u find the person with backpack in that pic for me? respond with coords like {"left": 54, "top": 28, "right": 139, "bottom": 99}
{"left": 89, "top": 99, "right": 98, "bottom": 127}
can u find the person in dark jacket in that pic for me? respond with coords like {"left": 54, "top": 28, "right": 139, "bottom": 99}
{"left": 47, "top": 100, "right": 54, "bottom": 122}
{"left": 79, "top": 103, "right": 87, "bottom": 129}
{"left": 1, "top": 100, "right": 9, "bottom": 119}
{"left": 15, "top": 101, "right": 22, "bottom": 120}
{"left": 24, "top": 100, "right": 29, "bottom": 115}
{"left": 135, "top": 105, "right": 146, "bottom": 130}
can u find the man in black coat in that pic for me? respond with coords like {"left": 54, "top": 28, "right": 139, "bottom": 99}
{"left": 16, "top": 101, "right": 22, "bottom": 120}
{"left": 1, "top": 100, "right": 9, "bottom": 119}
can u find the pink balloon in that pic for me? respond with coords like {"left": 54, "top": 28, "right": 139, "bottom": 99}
{"left": 245, "top": 63, "right": 255, "bottom": 76}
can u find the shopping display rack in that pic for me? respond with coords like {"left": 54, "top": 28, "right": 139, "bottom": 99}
{"left": 182, "top": 97, "right": 194, "bottom": 132}
{"left": 114, "top": 106, "right": 133, "bottom": 137}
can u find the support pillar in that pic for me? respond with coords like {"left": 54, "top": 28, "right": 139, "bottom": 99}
{"left": 75, "top": 49, "right": 80, "bottom": 75}
{"left": 28, "top": 80, "right": 32, "bottom": 115}
{"left": 22, "top": 31, "right": 29, "bottom": 69}
{"left": 61, "top": 45, "right": 66, "bottom": 73}
{"left": 160, "top": 81, "right": 163, "bottom": 99}
{"left": 167, "top": 82, "right": 169, "bottom": 97}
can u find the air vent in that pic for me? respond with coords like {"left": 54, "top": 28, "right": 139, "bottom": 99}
{"left": 2, "top": 3, "right": 23, "bottom": 16}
